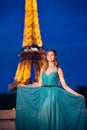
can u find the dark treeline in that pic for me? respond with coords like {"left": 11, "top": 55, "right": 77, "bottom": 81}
{"left": 76, "top": 86, "right": 87, "bottom": 107}
{"left": 0, "top": 92, "right": 16, "bottom": 110}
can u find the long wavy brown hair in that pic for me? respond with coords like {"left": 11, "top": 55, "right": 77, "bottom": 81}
{"left": 42, "top": 49, "right": 60, "bottom": 71}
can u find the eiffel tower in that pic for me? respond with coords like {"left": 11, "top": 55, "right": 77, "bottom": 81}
{"left": 9, "top": 0, "right": 46, "bottom": 90}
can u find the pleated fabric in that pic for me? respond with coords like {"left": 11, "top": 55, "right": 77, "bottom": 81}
{"left": 16, "top": 87, "right": 86, "bottom": 130}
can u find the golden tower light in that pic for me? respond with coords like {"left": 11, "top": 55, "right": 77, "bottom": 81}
{"left": 9, "top": 0, "right": 45, "bottom": 90}
{"left": 22, "top": 0, "right": 42, "bottom": 48}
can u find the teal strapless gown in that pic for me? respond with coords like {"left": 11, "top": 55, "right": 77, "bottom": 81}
{"left": 16, "top": 71, "right": 86, "bottom": 130}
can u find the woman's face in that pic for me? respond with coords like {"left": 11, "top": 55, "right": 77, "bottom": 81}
{"left": 47, "top": 51, "right": 55, "bottom": 62}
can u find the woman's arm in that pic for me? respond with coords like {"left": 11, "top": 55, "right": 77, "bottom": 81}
{"left": 37, "top": 68, "right": 43, "bottom": 87}
{"left": 58, "top": 67, "right": 83, "bottom": 97}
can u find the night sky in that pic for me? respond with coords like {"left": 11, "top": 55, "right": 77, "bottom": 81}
{"left": 0, "top": 0, "right": 87, "bottom": 93}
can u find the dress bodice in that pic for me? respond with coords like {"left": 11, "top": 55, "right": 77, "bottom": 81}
{"left": 42, "top": 71, "right": 59, "bottom": 87}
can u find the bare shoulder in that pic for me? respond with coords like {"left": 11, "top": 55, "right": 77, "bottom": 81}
{"left": 57, "top": 67, "right": 63, "bottom": 74}
{"left": 40, "top": 67, "right": 45, "bottom": 75}
{"left": 40, "top": 67, "right": 45, "bottom": 72}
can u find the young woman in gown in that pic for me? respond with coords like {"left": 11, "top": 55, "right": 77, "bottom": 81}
{"left": 37, "top": 49, "right": 86, "bottom": 130}
{"left": 16, "top": 49, "right": 86, "bottom": 130}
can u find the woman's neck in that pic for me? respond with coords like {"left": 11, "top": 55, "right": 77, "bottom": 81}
{"left": 48, "top": 62, "right": 55, "bottom": 67}
{"left": 46, "top": 62, "right": 57, "bottom": 73}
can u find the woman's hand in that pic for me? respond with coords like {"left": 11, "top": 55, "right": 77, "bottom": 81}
{"left": 77, "top": 93, "right": 84, "bottom": 97}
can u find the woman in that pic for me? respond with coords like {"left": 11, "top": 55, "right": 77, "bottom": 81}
{"left": 37, "top": 49, "right": 86, "bottom": 130}
{"left": 16, "top": 49, "right": 86, "bottom": 130}
{"left": 38, "top": 49, "right": 83, "bottom": 96}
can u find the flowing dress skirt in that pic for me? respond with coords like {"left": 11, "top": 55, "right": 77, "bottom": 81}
{"left": 16, "top": 87, "right": 86, "bottom": 130}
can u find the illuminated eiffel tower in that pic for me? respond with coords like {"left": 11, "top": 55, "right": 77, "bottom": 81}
{"left": 9, "top": 0, "right": 45, "bottom": 90}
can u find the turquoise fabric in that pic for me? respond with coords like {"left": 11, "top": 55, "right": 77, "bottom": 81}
{"left": 16, "top": 72, "right": 86, "bottom": 130}
{"left": 42, "top": 71, "right": 59, "bottom": 86}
